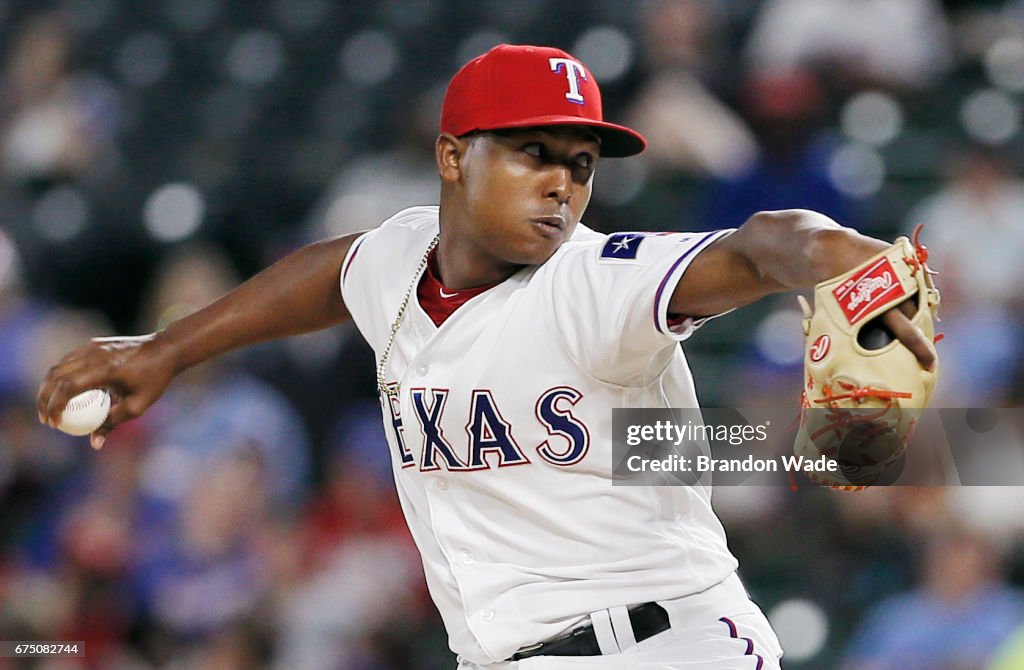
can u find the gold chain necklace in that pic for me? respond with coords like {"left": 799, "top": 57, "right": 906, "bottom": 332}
{"left": 376, "top": 234, "right": 440, "bottom": 398}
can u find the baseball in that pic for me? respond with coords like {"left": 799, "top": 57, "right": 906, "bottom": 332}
{"left": 58, "top": 389, "right": 111, "bottom": 436}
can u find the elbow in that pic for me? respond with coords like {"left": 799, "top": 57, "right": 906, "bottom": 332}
{"left": 745, "top": 209, "right": 843, "bottom": 233}
{"left": 745, "top": 209, "right": 849, "bottom": 267}
{"left": 736, "top": 209, "right": 858, "bottom": 289}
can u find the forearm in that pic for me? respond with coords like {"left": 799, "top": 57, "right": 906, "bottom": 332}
{"left": 155, "top": 234, "right": 358, "bottom": 374}
{"left": 669, "top": 210, "right": 892, "bottom": 317}
{"left": 37, "top": 233, "right": 363, "bottom": 445}
{"left": 740, "top": 209, "right": 889, "bottom": 291}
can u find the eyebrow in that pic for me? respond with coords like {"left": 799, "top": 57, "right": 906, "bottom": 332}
{"left": 533, "top": 128, "right": 601, "bottom": 148}
{"left": 473, "top": 128, "right": 601, "bottom": 158}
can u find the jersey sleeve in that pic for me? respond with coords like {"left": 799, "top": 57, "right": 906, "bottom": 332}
{"left": 338, "top": 227, "right": 382, "bottom": 349}
{"left": 338, "top": 205, "right": 440, "bottom": 354}
{"left": 552, "top": 229, "right": 735, "bottom": 386}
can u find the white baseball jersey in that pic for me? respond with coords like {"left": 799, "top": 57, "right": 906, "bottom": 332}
{"left": 340, "top": 206, "right": 739, "bottom": 665}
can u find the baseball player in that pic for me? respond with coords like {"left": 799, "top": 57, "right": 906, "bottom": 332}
{"left": 38, "top": 45, "right": 937, "bottom": 668}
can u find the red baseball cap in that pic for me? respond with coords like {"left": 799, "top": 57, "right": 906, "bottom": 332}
{"left": 441, "top": 44, "right": 647, "bottom": 158}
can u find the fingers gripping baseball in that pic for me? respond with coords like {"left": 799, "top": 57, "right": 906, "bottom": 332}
{"left": 37, "top": 334, "right": 175, "bottom": 449}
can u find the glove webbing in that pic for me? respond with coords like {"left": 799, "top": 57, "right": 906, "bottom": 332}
{"left": 813, "top": 380, "right": 913, "bottom": 405}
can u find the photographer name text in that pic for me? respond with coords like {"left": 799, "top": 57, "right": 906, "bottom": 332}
{"left": 625, "top": 454, "right": 838, "bottom": 473}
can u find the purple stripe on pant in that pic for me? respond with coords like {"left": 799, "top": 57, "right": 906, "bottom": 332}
{"left": 720, "top": 616, "right": 765, "bottom": 669}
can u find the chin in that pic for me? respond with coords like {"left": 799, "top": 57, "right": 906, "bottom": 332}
{"left": 510, "top": 239, "right": 562, "bottom": 266}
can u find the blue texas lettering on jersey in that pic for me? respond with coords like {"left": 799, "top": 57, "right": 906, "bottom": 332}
{"left": 380, "top": 386, "right": 591, "bottom": 472}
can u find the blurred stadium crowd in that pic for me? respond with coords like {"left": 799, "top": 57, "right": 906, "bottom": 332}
{"left": 1, "top": 0, "right": 1023, "bottom": 668}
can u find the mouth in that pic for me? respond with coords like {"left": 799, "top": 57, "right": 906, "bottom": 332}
{"left": 531, "top": 215, "right": 566, "bottom": 237}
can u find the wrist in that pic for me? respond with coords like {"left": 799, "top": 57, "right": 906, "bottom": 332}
{"left": 806, "top": 228, "right": 889, "bottom": 284}
{"left": 147, "top": 326, "right": 191, "bottom": 376}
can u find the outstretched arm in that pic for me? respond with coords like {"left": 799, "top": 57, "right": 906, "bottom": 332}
{"left": 671, "top": 209, "right": 937, "bottom": 369}
{"left": 37, "top": 232, "right": 363, "bottom": 448}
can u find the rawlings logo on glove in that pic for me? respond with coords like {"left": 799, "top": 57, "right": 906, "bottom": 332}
{"left": 794, "top": 226, "right": 940, "bottom": 490}
{"left": 836, "top": 259, "right": 904, "bottom": 322}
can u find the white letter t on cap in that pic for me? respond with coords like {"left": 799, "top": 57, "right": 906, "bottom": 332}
{"left": 549, "top": 58, "right": 587, "bottom": 105}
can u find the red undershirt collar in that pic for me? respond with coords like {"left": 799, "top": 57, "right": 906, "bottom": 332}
{"left": 417, "top": 250, "right": 502, "bottom": 327}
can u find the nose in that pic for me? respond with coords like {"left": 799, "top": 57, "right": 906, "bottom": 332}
{"left": 544, "top": 164, "right": 573, "bottom": 204}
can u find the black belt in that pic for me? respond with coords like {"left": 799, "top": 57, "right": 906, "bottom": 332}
{"left": 510, "top": 602, "right": 670, "bottom": 661}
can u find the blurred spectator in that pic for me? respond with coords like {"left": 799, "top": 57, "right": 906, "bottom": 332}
{"left": 903, "top": 145, "right": 1024, "bottom": 405}
{"left": 842, "top": 522, "right": 1024, "bottom": 670}
{"left": 116, "top": 244, "right": 310, "bottom": 662}
{"left": 0, "top": 225, "right": 113, "bottom": 569}
{"left": 907, "top": 146, "right": 1024, "bottom": 311}
{"left": 274, "top": 403, "right": 428, "bottom": 670}
{"left": 44, "top": 425, "right": 150, "bottom": 665}
{"left": 744, "top": 0, "right": 954, "bottom": 92}
{"left": 0, "top": 226, "right": 43, "bottom": 403}
{"left": 133, "top": 448, "right": 272, "bottom": 649}
{"left": 304, "top": 86, "right": 442, "bottom": 241}
{"left": 624, "top": 0, "right": 757, "bottom": 180}
{"left": 134, "top": 243, "right": 311, "bottom": 511}
{"left": 0, "top": 11, "right": 121, "bottom": 192}
{"left": 165, "top": 620, "right": 273, "bottom": 670}
{"left": 701, "top": 68, "right": 858, "bottom": 230}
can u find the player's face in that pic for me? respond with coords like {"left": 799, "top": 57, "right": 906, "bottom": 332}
{"left": 454, "top": 126, "right": 599, "bottom": 266}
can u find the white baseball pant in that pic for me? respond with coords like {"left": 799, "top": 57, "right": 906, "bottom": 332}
{"left": 457, "top": 573, "right": 783, "bottom": 670}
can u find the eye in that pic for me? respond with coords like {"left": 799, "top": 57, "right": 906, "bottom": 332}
{"left": 575, "top": 153, "right": 594, "bottom": 170}
{"left": 522, "top": 143, "right": 543, "bottom": 157}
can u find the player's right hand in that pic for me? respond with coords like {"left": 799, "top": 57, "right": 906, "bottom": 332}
{"left": 37, "top": 334, "right": 177, "bottom": 449}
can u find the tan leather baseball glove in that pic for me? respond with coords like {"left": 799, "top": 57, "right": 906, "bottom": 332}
{"left": 794, "top": 226, "right": 941, "bottom": 490}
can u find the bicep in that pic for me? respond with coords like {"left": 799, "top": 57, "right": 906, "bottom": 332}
{"left": 278, "top": 231, "right": 367, "bottom": 328}
{"left": 667, "top": 228, "right": 786, "bottom": 319}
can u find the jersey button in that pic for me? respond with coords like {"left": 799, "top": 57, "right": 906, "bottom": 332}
{"left": 435, "top": 477, "right": 449, "bottom": 491}
{"left": 481, "top": 609, "right": 495, "bottom": 622}
{"left": 460, "top": 551, "right": 475, "bottom": 565}
{"left": 417, "top": 364, "right": 429, "bottom": 376}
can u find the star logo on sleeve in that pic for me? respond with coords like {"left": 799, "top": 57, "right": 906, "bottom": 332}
{"left": 601, "top": 233, "right": 645, "bottom": 260}
{"left": 612, "top": 236, "right": 635, "bottom": 252}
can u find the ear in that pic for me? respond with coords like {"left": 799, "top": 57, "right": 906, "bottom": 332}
{"left": 436, "top": 132, "right": 467, "bottom": 183}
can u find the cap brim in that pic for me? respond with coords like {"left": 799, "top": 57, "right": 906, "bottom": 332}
{"left": 473, "top": 115, "right": 647, "bottom": 158}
